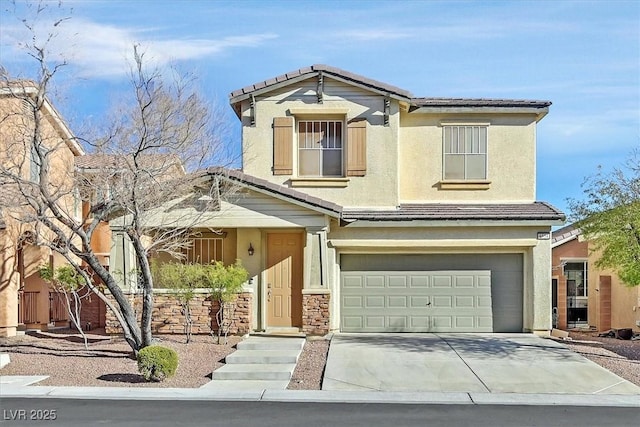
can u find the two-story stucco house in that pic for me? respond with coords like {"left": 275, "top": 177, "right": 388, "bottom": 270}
{"left": 111, "top": 65, "right": 565, "bottom": 336}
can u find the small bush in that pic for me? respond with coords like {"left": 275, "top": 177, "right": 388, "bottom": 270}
{"left": 137, "top": 345, "right": 178, "bottom": 382}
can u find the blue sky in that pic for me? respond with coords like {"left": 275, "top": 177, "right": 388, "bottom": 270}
{"left": 1, "top": 0, "right": 638, "bottom": 216}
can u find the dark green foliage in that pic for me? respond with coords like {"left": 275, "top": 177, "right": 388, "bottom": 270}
{"left": 137, "top": 345, "right": 179, "bottom": 382}
{"left": 568, "top": 150, "right": 640, "bottom": 287}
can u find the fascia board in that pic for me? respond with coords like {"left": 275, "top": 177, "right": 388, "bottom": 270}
{"left": 341, "top": 219, "right": 564, "bottom": 228}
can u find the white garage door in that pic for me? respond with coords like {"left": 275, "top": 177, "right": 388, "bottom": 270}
{"left": 340, "top": 254, "right": 524, "bottom": 333}
{"left": 341, "top": 270, "right": 492, "bottom": 332}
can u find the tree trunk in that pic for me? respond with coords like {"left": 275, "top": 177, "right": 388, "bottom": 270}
{"left": 82, "top": 253, "right": 143, "bottom": 352}
{"left": 129, "top": 230, "right": 154, "bottom": 348}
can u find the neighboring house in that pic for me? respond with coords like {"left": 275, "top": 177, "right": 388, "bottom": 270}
{"left": 0, "top": 82, "right": 84, "bottom": 337}
{"left": 551, "top": 224, "right": 640, "bottom": 331}
{"left": 111, "top": 64, "right": 564, "bottom": 335}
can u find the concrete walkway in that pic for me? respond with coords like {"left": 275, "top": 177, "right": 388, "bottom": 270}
{"left": 1, "top": 379, "right": 639, "bottom": 407}
{"left": 322, "top": 333, "right": 640, "bottom": 395}
{"left": 203, "top": 336, "right": 305, "bottom": 391}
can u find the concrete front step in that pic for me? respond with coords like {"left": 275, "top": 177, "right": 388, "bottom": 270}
{"left": 226, "top": 349, "right": 301, "bottom": 365}
{"left": 212, "top": 363, "right": 297, "bottom": 381}
{"left": 237, "top": 337, "right": 305, "bottom": 351}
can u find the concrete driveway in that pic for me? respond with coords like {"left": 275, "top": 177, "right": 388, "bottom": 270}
{"left": 322, "top": 334, "right": 640, "bottom": 394}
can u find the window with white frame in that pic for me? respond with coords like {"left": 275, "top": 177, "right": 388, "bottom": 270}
{"left": 184, "top": 237, "right": 223, "bottom": 264}
{"left": 443, "top": 125, "right": 487, "bottom": 180}
{"left": 298, "top": 120, "right": 343, "bottom": 177}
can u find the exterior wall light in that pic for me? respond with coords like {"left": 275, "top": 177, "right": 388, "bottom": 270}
{"left": 248, "top": 243, "right": 255, "bottom": 256}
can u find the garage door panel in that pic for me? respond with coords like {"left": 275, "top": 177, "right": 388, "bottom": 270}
{"left": 478, "top": 276, "right": 491, "bottom": 288}
{"left": 455, "top": 317, "right": 474, "bottom": 328}
{"left": 478, "top": 317, "right": 493, "bottom": 329}
{"left": 343, "top": 296, "right": 363, "bottom": 308}
{"left": 343, "top": 276, "right": 363, "bottom": 288}
{"left": 410, "top": 296, "right": 430, "bottom": 307}
{"left": 388, "top": 317, "right": 407, "bottom": 328}
{"left": 454, "top": 276, "right": 475, "bottom": 288}
{"left": 432, "top": 295, "right": 453, "bottom": 308}
{"left": 365, "top": 296, "right": 385, "bottom": 308}
{"left": 478, "top": 296, "right": 492, "bottom": 308}
{"left": 432, "top": 276, "right": 453, "bottom": 288}
{"left": 341, "top": 253, "right": 523, "bottom": 333}
{"left": 455, "top": 296, "right": 475, "bottom": 308}
{"left": 365, "top": 276, "right": 385, "bottom": 288}
{"left": 365, "top": 316, "right": 385, "bottom": 328}
{"left": 410, "top": 276, "right": 430, "bottom": 287}
{"left": 388, "top": 296, "right": 407, "bottom": 308}
{"left": 411, "top": 316, "right": 430, "bottom": 328}
{"left": 342, "top": 316, "right": 363, "bottom": 329}
{"left": 388, "top": 276, "right": 408, "bottom": 288}
{"left": 341, "top": 269, "right": 493, "bottom": 333}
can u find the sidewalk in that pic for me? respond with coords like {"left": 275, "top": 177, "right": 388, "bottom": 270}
{"left": 1, "top": 376, "right": 639, "bottom": 407}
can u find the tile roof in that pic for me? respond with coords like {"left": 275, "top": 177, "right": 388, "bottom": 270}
{"left": 551, "top": 224, "right": 581, "bottom": 245}
{"left": 410, "top": 98, "right": 552, "bottom": 109}
{"left": 205, "top": 169, "right": 564, "bottom": 223}
{"left": 229, "top": 64, "right": 413, "bottom": 102}
{"left": 229, "top": 65, "right": 552, "bottom": 113}
{"left": 76, "top": 154, "right": 184, "bottom": 171}
{"left": 342, "top": 202, "right": 565, "bottom": 222}
{"left": 207, "top": 167, "right": 343, "bottom": 216}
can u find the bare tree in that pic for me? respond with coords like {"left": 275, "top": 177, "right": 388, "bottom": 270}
{"left": 1, "top": 2, "right": 237, "bottom": 353}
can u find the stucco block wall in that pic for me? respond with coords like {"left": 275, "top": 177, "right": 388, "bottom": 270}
{"left": 104, "top": 291, "right": 252, "bottom": 336}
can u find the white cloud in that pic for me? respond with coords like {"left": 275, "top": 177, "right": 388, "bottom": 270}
{"left": 0, "top": 17, "right": 278, "bottom": 79}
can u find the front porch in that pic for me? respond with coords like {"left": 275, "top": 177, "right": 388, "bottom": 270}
{"left": 109, "top": 182, "right": 337, "bottom": 336}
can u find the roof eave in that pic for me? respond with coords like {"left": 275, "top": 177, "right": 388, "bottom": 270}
{"left": 340, "top": 218, "right": 565, "bottom": 228}
{"left": 408, "top": 106, "right": 550, "bottom": 119}
{"left": 0, "top": 85, "right": 84, "bottom": 156}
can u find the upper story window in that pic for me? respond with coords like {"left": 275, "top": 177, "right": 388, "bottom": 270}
{"left": 443, "top": 126, "right": 487, "bottom": 180}
{"left": 272, "top": 115, "right": 366, "bottom": 180}
{"left": 298, "top": 120, "right": 343, "bottom": 177}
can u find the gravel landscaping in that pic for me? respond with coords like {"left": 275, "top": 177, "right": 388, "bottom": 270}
{"left": 0, "top": 329, "right": 242, "bottom": 388}
{"left": 562, "top": 331, "right": 640, "bottom": 387}
{"left": 1, "top": 328, "right": 638, "bottom": 389}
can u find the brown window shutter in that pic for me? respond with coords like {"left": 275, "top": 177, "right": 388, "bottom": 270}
{"left": 346, "top": 120, "right": 366, "bottom": 176}
{"left": 273, "top": 117, "right": 293, "bottom": 175}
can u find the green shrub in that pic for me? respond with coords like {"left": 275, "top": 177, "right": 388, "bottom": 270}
{"left": 137, "top": 345, "right": 178, "bottom": 382}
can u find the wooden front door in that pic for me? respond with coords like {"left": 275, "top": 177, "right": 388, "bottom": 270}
{"left": 266, "top": 232, "right": 303, "bottom": 328}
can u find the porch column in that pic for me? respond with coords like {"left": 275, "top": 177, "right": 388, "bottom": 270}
{"left": 110, "top": 230, "right": 137, "bottom": 292}
{"left": 302, "top": 227, "right": 330, "bottom": 335}
{"left": 530, "top": 238, "right": 552, "bottom": 334}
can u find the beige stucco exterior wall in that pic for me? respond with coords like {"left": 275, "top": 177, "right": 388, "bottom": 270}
{"left": 0, "top": 94, "right": 80, "bottom": 336}
{"left": 240, "top": 77, "right": 400, "bottom": 208}
{"left": 0, "top": 228, "right": 20, "bottom": 336}
{"left": 528, "top": 238, "right": 552, "bottom": 333}
{"left": 399, "top": 113, "right": 537, "bottom": 202}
